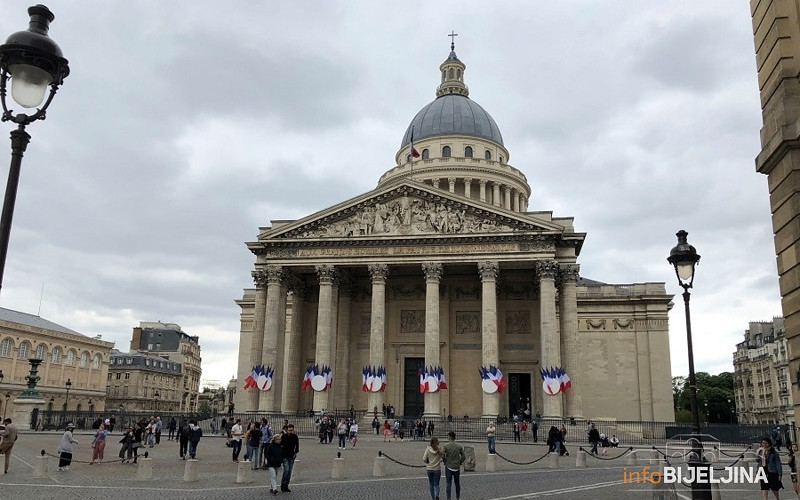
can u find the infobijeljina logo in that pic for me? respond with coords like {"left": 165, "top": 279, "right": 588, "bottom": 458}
{"left": 623, "top": 466, "right": 767, "bottom": 485}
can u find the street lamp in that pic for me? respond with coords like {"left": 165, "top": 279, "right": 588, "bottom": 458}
{"left": 3, "top": 392, "right": 9, "bottom": 419}
{"left": 64, "top": 377, "right": 71, "bottom": 410}
{"left": 0, "top": 5, "right": 68, "bottom": 293}
{"left": 0, "top": 369, "right": 4, "bottom": 383}
{"left": 668, "top": 229, "right": 710, "bottom": 500}
{"left": 154, "top": 391, "right": 160, "bottom": 413}
{"left": 704, "top": 401, "right": 709, "bottom": 424}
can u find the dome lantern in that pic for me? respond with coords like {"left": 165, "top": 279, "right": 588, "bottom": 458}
{"left": 436, "top": 32, "right": 468, "bottom": 98}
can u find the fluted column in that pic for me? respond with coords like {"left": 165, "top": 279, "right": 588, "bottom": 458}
{"left": 248, "top": 269, "right": 267, "bottom": 412}
{"left": 479, "top": 261, "right": 500, "bottom": 418}
{"left": 537, "top": 260, "right": 561, "bottom": 418}
{"left": 503, "top": 186, "right": 511, "bottom": 210}
{"left": 260, "top": 265, "right": 284, "bottom": 411}
{"left": 559, "top": 264, "right": 582, "bottom": 419}
{"left": 479, "top": 179, "right": 487, "bottom": 202}
{"left": 464, "top": 178, "right": 472, "bottom": 199}
{"left": 448, "top": 177, "right": 456, "bottom": 193}
{"left": 512, "top": 189, "right": 519, "bottom": 212}
{"left": 333, "top": 280, "right": 352, "bottom": 410}
{"left": 313, "top": 265, "right": 335, "bottom": 411}
{"left": 492, "top": 182, "right": 501, "bottom": 207}
{"left": 281, "top": 282, "right": 307, "bottom": 414}
{"left": 423, "top": 263, "right": 443, "bottom": 418}
{"left": 518, "top": 193, "right": 525, "bottom": 212}
{"left": 367, "top": 264, "right": 389, "bottom": 413}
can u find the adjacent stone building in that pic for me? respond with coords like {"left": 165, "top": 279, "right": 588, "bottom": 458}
{"left": 733, "top": 318, "right": 794, "bottom": 425}
{"left": 105, "top": 350, "right": 183, "bottom": 413}
{"left": 235, "top": 45, "right": 675, "bottom": 421}
{"left": 0, "top": 307, "right": 113, "bottom": 417}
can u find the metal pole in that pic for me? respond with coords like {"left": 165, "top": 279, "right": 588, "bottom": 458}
{"left": 0, "top": 124, "right": 30, "bottom": 293}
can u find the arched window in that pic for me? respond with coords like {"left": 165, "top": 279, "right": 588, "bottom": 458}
{"left": 51, "top": 347, "right": 62, "bottom": 364}
{"left": 18, "top": 341, "right": 30, "bottom": 359}
{"left": 66, "top": 350, "right": 76, "bottom": 366}
{"left": 47, "top": 400, "right": 53, "bottom": 411}
{"left": 441, "top": 70, "right": 445, "bottom": 82}
{"left": 93, "top": 354, "right": 101, "bottom": 369}
{"left": 79, "top": 352, "right": 89, "bottom": 367}
{"left": 35, "top": 344, "right": 46, "bottom": 360}
{"left": 499, "top": 156, "right": 504, "bottom": 163}
{"left": 406, "top": 154, "right": 411, "bottom": 163}
{"left": 465, "top": 146, "right": 473, "bottom": 158}
{"left": 448, "top": 68, "right": 454, "bottom": 79}
{"left": 422, "top": 149, "right": 429, "bottom": 160}
{"left": 457, "top": 69, "right": 462, "bottom": 80}
{"left": 485, "top": 150, "right": 492, "bottom": 160}
{"left": 442, "top": 146, "right": 451, "bottom": 158}
{"left": 0, "top": 338, "right": 11, "bottom": 357}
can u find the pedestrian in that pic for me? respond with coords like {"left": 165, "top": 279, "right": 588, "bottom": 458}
{"left": 246, "top": 421, "right": 262, "bottom": 470}
{"left": 280, "top": 423, "right": 300, "bottom": 492}
{"left": 423, "top": 436, "right": 444, "bottom": 500}
{"left": 188, "top": 419, "right": 203, "bottom": 459}
{"left": 177, "top": 419, "right": 190, "bottom": 460}
{"left": 265, "top": 434, "right": 283, "bottom": 495}
{"left": 547, "top": 426, "right": 561, "bottom": 454}
{"left": 610, "top": 434, "right": 619, "bottom": 447}
{"left": 759, "top": 436, "right": 783, "bottom": 499}
{"left": 789, "top": 443, "right": 799, "bottom": 499}
{"left": 168, "top": 417, "right": 177, "bottom": 441}
{"left": 155, "top": 417, "right": 162, "bottom": 444}
{"left": 559, "top": 425, "right": 569, "bottom": 456}
{"left": 486, "top": 421, "right": 496, "bottom": 454}
{"left": 443, "top": 431, "right": 466, "bottom": 500}
{"left": 220, "top": 417, "right": 228, "bottom": 441}
{"left": 512, "top": 422, "right": 521, "bottom": 442}
{"left": 587, "top": 423, "right": 600, "bottom": 455}
{"left": 108, "top": 415, "right": 116, "bottom": 433}
{"left": 230, "top": 418, "right": 243, "bottom": 462}
{"left": 0, "top": 417, "right": 18, "bottom": 474}
{"left": 350, "top": 420, "right": 359, "bottom": 448}
{"left": 210, "top": 419, "right": 217, "bottom": 436}
{"left": 131, "top": 422, "right": 144, "bottom": 463}
{"left": 372, "top": 416, "right": 380, "bottom": 436}
{"left": 146, "top": 418, "right": 156, "bottom": 448}
{"left": 520, "top": 420, "right": 528, "bottom": 442}
{"left": 599, "top": 433, "right": 610, "bottom": 456}
{"left": 428, "top": 420, "right": 434, "bottom": 437}
{"left": 118, "top": 425, "right": 135, "bottom": 463}
{"left": 259, "top": 418, "right": 273, "bottom": 470}
{"left": 57, "top": 422, "right": 79, "bottom": 471}
{"left": 90, "top": 423, "right": 109, "bottom": 464}
{"left": 383, "top": 420, "right": 391, "bottom": 442}
{"left": 531, "top": 419, "right": 539, "bottom": 443}
{"left": 337, "top": 419, "right": 348, "bottom": 449}
{"left": 393, "top": 420, "right": 400, "bottom": 441}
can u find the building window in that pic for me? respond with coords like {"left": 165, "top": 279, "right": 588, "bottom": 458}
{"left": 66, "top": 350, "right": 75, "bottom": 366}
{"left": 485, "top": 150, "right": 491, "bottom": 160}
{"left": 115, "top": 373, "right": 121, "bottom": 380}
{"left": 500, "top": 156, "right": 504, "bottom": 163}
{"left": 123, "top": 386, "right": 128, "bottom": 396}
{"left": 107, "top": 373, "right": 112, "bottom": 380}
{"left": 126, "top": 358, "right": 132, "bottom": 364}
{"left": 147, "top": 344, "right": 153, "bottom": 350}
{"left": 79, "top": 352, "right": 88, "bottom": 367}
{"left": 125, "top": 372, "right": 130, "bottom": 380}
{"left": 442, "top": 146, "right": 451, "bottom": 158}
{"left": 465, "top": 146, "right": 473, "bottom": 158}
{"left": 51, "top": 347, "right": 62, "bottom": 364}
{"left": 18, "top": 341, "right": 30, "bottom": 359}
{"left": 0, "top": 338, "right": 12, "bottom": 357}
{"left": 93, "top": 354, "right": 101, "bottom": 369}
{"left": 113, "top": 386, "right": 119, "bottom": 396}
{"left": 422, "top": 148, "right": 429, "bottom": 160}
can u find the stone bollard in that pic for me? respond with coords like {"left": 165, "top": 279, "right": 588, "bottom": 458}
{"left": 463, "top": 446, "right": 476, "bottom": 472}
{"left": 236, "top": 460, "right": 253, "bottom": 484}
{"left": 373, "top": 455, "right": 387, "bottom": 477}
{"left": 33, "top": 455, "right": 49, "bottom": 478}
{"left": 135, "top": 457, "right": 153, "bottom": 480}
{"left": 485, "top": 453, "right": 497, "bottom": 472}
{"left": 626, "top": 450, "right": 638, "bottom": 466}
{"left": 548, "top": 453, "right": 559, "bottom": 469}
{"left": 331, "top": 456, "right": 345, "bottom": 479}
{"left": 184, "top": 459, "right": 199, "bottom": 482}
{"left": 649, "top": 450, "right": 660, "bottom": 465}
{"left": 576, "top": 449, "right": 587, "bottom": 467}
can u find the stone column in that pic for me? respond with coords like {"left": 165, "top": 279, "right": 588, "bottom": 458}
{"left": 492, "top": 182, "right": 501, "bottom": 207}
{"left": 367, "top": 264, "right": 389, "bottom": 414}
{"left": 479, "top": 179, "right": 487, "bottom": 202}
{"left": 479, "top": 261, "right": 500, "bottom": 418}
{"left": 313, "top": 265, "right": 335, "bottom": 411}
{"left": 503, "top": 186, "right": 512, "bottom": 210}
{"left": 559, "top": 264, "right": 582, "bottom": 419}
{"left": 518, "top": 193, "right": 525, "bottom": 212}
{"left": 448, "top": 177, "right": 456, "bottom": 193}
{"left": 512, "top": 189, "right": 519, "bottom": 212}
{"left": 333, "top": 281, "right": 353, "bottom": 410}
{"left": 537, "top": 260, "right": 562, "bottom": 418}
{"left": 260, "top": 265, "right": 283, "bottom": 411}
{"left": 248, "top": 269, "right": 267, "bottom": 412}
{"left": 423, "top": 263, "right": 443, "bottom": 418}
{"left": 464, "top": 178, "right": 472, "bottom": 199}
{"left": 281, "top": 283, "right": 307, "bottom": 414}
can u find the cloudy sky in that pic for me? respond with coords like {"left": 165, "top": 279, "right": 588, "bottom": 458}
{"left": 0, "top": 1, "right": 777, "bottom": 388}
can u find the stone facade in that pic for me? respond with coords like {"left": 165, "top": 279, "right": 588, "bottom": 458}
{"left": 733, "top": 318, "right": 794, "bottom": 425}
{"left": 750, "top": 0, "right": 800, "bottom": 425}
{"left": 234, "top": 46, "right": 675, "bottom": 421}
{"left": 106, "top": 351, "right": 183, "bottom": 413}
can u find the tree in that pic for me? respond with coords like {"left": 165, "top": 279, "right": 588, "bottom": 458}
{"left": 673, "top": 372, "right": 735, "bottom": 423}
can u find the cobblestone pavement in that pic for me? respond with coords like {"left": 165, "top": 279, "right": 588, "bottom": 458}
{"left": 0, "top": 431, "right": 769, "bottom": 499}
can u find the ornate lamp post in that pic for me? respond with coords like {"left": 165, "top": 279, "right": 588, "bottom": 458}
{"left": 154, "top": 391, "right": 160, "bottom": 413}
{"left": 64, "top": 377, "right": 71, "bottom": 410}
{"left": 3, "top": 392, "right": 9, "bottom": 419}
{"left": 0, "top": 5, "right": 68, "bottom": 293}
{"left": 668, "top": 230, "right": 710, "bottom": 500}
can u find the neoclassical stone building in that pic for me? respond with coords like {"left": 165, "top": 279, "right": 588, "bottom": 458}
{"left": 235, "top": 45, "right": 675, "bottom": 421}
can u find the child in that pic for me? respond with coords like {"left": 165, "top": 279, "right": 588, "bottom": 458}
{"left": 599, "top": 433, "right": 610, "bottom": 456}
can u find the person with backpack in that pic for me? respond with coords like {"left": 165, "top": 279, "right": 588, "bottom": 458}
{"left": 259, "top": 418, "right": 273, "bottom": 469}
{"left": 188, "top": 419, "right": 203, "bottom": 459}
{"left": 176, "top": 419, "right": 190, "bottom": 460}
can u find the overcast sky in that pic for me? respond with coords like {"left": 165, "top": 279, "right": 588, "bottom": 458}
{"left": 0, "top": 1, "right": 777, "bottom": 388}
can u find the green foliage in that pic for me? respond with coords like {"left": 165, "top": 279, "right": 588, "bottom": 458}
{"left": 673, "top": 371, "right": 736, "bottom": 423}
{"left": 674, "top": 409, "right": 693, "bottom": 423}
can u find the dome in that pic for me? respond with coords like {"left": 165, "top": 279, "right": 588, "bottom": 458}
{"left": 400, "top": 94, "right": 504, "bottom": 148}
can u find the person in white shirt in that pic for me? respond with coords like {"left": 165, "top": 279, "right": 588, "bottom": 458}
{"left": 230, "top": 419, "right": 244, "bottom": 462}
{"left": 349, "top": 422, "right": 359, "bottom": 448}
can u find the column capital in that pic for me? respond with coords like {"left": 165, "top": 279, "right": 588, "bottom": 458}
{"left": 251, "top": 269, "right": 267, "bottom": 289}
{"left": 478, "top": 261, "right": 499, "bottom": 281}
{"left": 479, "top": 179, "right": 487, "bottom": 186}
{"left": 368, "top": 263, "right": 389, "bottom": 283}
{"left": 422, "top": 262, "right": 443, "bottom": 282}
{"left": 559, "top": 264, "right": 580, "bottom": 284}
{"left": 536, "top": 260, "right": 559, "bottom": 280}
{"left": 464, "top": 177, "right": 472, "bottom": 184}
{"left": 316, "top": 264, "right": 336, "bottom": 285}
{"left": 265, "top": 265, "right": 283, "bottom": 285}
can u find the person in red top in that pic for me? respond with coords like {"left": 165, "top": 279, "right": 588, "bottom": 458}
{"left": 383, "top": 420, "right": 391, "bottom": 442}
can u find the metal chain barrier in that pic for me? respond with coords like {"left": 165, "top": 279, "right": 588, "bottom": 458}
{"left": 713, "top": 445, "right": 751, "bottom": 458}
{"left": 577, "top": 446, "right": 633, "bottom": 461}
{"left": 713, "top": 456, "right": 743, "bottom": 471}
{"left": 378, "top": 450, "right": 427, "bottom": 468}
{"left": 41, "top": 448, "right": 143, "bottom": 465}
{"left": 493, "top": 449, "right": 551, "bottom": 465}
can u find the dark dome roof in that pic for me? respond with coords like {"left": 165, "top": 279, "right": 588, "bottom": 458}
{"left": 401, "top": 94, "right": 503, "bottom": 148}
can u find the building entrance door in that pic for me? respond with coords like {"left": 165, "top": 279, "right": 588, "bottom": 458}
{"left": 508, "top": 373, "right": 532, "bottom": 418}
{"left": 403, "top": 357, "right": 424, "bottom": 417}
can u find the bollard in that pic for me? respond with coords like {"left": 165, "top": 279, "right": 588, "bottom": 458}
{"left": 33, "top": 455, "right": 48, "bottom": 478}
{"left": 576, "top": 450, "right": 587, "bottom": 467}
{"left": 135, "top": 457, "right": 153, "bottom": 480}
{"left": 331, "top": 457, "right": 345, "bottom": 479}
{"left": 236, "top": 460, "right": 253, "bottom": 484}
{"left": 548, "top": 453, "right": 559, "bottom": 469}
{"left": 485, "top": 453, "right": 497, "bottom": 472}
{"left": 373, "top": 455, "right": 387, "bottom": 477}
{"left": 184, "top": 458, "right": 199, "bottom": 482}
{"left": 711, "top": 480, "right": 721, "bottom": 500}
{"left": 626, "top": 450, "right": 637, "bottom": 466}
{"left": 649, "top": 450, "right": 660, "bottom": 465}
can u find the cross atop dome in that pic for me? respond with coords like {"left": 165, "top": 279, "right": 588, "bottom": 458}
{"left": 448, "top": 30, "right": 458, "bottom": 51}
{"left": 437, "top": 32, "right": 468, "bottom": 98}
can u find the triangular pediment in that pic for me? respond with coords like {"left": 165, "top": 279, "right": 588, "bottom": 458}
{"left": 259, "top": 181, "right": 568, "bottom": 242}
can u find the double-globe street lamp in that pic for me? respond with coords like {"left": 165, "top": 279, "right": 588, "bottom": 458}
{"left": 0, "top": 5, "right": 68, "bottom": 293}
{"left": 668, "top": 229, "right": 710, "bottom": 500}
